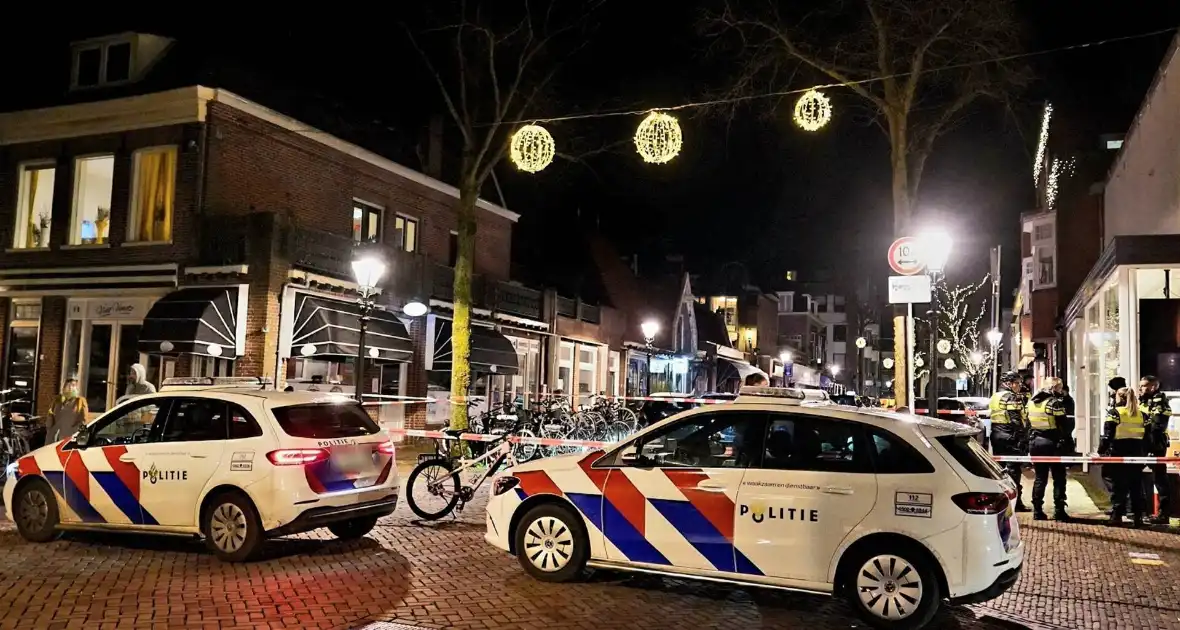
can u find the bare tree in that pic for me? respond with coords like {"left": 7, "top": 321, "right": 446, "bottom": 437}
{"left": 934, "top": 277, "right": 996, "bottom": 394}
{"left": 707, "top": 0, "right": 1028, "bottom": 409}
{"left": 406, "top": 0, "right": 601, "bottom": 429}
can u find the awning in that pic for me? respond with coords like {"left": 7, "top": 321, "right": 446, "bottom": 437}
{"left": 290, "top": 293, "right": 412, "bottom": 362}
{"left": 140, "top": 287, "right": 246, "bottom": 357}
{"left": 429, "top": 318, "right": 519, "bottom": 375}
{"left": 717, "top": 357, "right": 768, "bottom": 383}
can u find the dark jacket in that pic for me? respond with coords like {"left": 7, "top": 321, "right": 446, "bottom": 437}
{"left": 1140, "top": 390, "right": 1172, "bottom": 455}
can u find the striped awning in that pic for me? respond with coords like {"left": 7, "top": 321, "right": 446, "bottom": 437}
{"left": 428, "top": 318, "right": 519, "bottom": 375}
{"left": 139, "top": 287, "right": 245, "bottom": 357}
{"left": 290, "top": 293, "right": 412, "bottom": 362}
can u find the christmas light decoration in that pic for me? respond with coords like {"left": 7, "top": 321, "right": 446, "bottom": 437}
{"left": 633, "top": 111, "right": 683, "bottom": 164}
{"left": 1033, "top": 102, "right": 1053, "bottom": 186}
{"left": 509, "top": 124, "right": 556, "bottom": 173}
{"left": 1046, "top": 157, "right": 1061, "bottom": 210}
{"left": 793, "top": 89, "right": 832, "bottom": 131}
{"left": 944, "top": 358, "right": 956, "bottom": 370}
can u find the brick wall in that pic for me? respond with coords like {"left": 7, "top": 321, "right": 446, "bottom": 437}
{"left": 34, "top": 298, "right": 66, "bottom": 414}
{"left": 202, "top": 103, "right": 513, "bottom": 280}
{"left": 0, "top": 125, "right": 201, "bottom": 269}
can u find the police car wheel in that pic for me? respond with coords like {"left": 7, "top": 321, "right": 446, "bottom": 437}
{"left": 14, "top": 479, "right": 60, "bottom": 543}
{"left": 203, "top": 492, "right": 263, "bottom": 562}
{"left": 845, "top": 549, "right": 940, "bottom": 630}
{"left": 328, "top": 516, "right": 378, "bottom": 540}
{"left": 514, "top": 503, "right": 587, "bottom": 583}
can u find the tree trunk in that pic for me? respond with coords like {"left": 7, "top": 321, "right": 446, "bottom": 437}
{"left": 449, "top": 173, "right": 480, "bottom": 430}
{"left": 889, "top": 115, "right": 913, "bottom": 410}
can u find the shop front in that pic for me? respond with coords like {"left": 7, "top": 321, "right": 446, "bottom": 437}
{"left": 425, "top": 314, "right": 523, "bottom": 419}
{"left": 1063, "top": 236, "right": 1180, "bottom": 454}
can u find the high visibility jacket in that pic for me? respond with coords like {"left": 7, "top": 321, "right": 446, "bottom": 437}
{"left": 989, "top": 390, "right": 1026, "bottom": 426}
{"left": 1141, "top": 390, "right": 1172, "bottom": 434}
{"left": 1106, "top": 407, "right": 1147, "bottom": 440}
{"left": 1028, "top": 398, "right": 1065, "bottom": 431}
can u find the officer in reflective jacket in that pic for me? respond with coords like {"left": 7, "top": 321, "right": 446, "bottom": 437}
{"left": 990, "top": 371, "right": 1031, "bottom": 511}
{"left": 1101, "top": 387, "right": 1148, "bottom": 526}
{"left": 1026, "top": 377, "right": 1072, "bottom": 521}
{"left": 1139, "top": 375, "right": 1172, "bottom": 524}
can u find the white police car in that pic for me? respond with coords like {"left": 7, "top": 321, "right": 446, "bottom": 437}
{"left": 5, "top": 378, "right": 398, "bottom": 561}
{"left": 485, "top": 387, "right": 1023, "bottom": 630}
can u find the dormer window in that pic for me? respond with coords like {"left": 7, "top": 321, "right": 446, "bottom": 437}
{"left": 72, "top": 38, "right": 134, "bottom": 89}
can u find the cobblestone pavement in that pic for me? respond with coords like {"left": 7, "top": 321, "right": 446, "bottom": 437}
{"left": 0, "top": 488, "right": 1178, "bottom": 630}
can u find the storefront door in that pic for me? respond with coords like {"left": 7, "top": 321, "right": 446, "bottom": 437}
{"left": 82, "top": 322, "right": 145, "bottom": 413}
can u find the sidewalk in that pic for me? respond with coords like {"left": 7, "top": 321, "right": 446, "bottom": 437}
{"left": 1017, "top": 470, "right": 1102, "bottom": 515}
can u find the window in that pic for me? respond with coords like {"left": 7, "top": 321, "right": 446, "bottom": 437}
{"left": 867, "top": 428, "right": 934, "bottom": 474}
{"left": 619, "top": 411, "right": 766, "bottom": 468}
{"left": 936, "top": 435, "right": 1004, "bottom": 480}
{"left": 833, "top": 324, "right": 848, "bottom": 343}
{"left": 448, "top": 230, "right": 459, "bottom": 267}
{"left": 557, "top": 342, "right": 574, "bottom": 392}
{"left": 89, "top": 399, "right": 169, "bottom": 446}
{"left": 271, "top": 402, "right": 379, "bottom": 439}
{"left": 352, "top": 201, "right": 381, "bottom": 242}
{"left": 70, "top": 155, "right": 114, "bottom": 245}
{"left": 128, "top": 147, "right": 177, "bottom": 243}
{"left": 156, "top": 398, "right": 228, "bottom": 443}
{"left": 194, "top": 356, "right": 234, "bottom": 378}
{"left": 1034, "top": 224, "right": 1054, "bottom": 241}
{"left": 761, "top": 415, "right": 870, "bottom": 473}
{"left": 72, "top": 39, "right": 134, "bottom": 89}
{"left": 13, "top": 163, "right": 56, "bottom": 249}
{"left": 834, "top": 299, "right": 846, "bottom": 313}
{"left": 577, "top": 344, "right": 598, "bottom": 395}
{"left": 393, "top": 215, "right": 418, "bottom": 252}
{"left": 228, "top": 403, "right": 264, "bottom": 439}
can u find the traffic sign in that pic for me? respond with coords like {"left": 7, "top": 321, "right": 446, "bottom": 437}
{"left": 887, "top": 237, "right": 925, "bottom": 276}
{"left": 888, "top": 275, "right": 932, "bottom": 304}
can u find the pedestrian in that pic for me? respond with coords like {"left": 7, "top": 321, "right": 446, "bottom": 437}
{"left": 1101, "top": 377, "right": 1127, "bottom": 500}
{"left": 1026, "top": 377, "right": 1072, "bottom": 521}
{"left": 990, "top": 371, "right": 1031, "bottom": 512}
{"left": 124, "top": 363, "right": 156, "bottom": 398}
{"left": 1101, "top": 387, "right": 1148, "bottom": 526}
{"left": 744, "top": 372, "right": 769, "bottom": 388}
{"left": 1138, "top": 375, "right": 1172, "bottom": 524}
{"left": 45, "top": 377, "right": 88, "bottom": 444}
{"left": 1061, "top": 385, "right": 1077, "bottom": 452}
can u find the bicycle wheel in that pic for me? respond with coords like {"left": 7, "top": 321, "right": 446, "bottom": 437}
{"left": 406, "top": 459, "right": 462, "bottom": 520}
{"left": 604, "top": 420, "right": 632, "bottom": 444}
{"left": 615, "top": 407, "right": 639, "bottom": 434}
{"left": 512, "top": 428, "right": 539, "bottom": 463}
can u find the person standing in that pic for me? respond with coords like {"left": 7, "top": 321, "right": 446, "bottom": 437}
{"left": 45, "top": 377, "right": 88, "bottom": 443}
{"left": 1102, "top": 387, "right": 1148, "bottom": 526}
{"left": 1101, "top": 377, "right": 1128, "bottom": 499}
{"left": 1139, "top": 375, "right": 1172, "bottom": 524}
{"left": 1026, "top": 378, "right": 1072, "bottom": 521}
{"left": 124, "top": 363, "right": 156, "bottom": 398}
{"left": 990, "top": 371, "right": 1031, "bottom": 512}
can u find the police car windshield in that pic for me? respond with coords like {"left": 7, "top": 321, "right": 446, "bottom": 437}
{"left": 271, "top": 402, "right": 380, "bottom": 439}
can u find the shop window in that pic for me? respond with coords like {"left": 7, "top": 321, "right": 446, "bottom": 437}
{"left": 394, "top": 215, "right": 418, "bottom": 253}
{"left": 578, "top": 344, "right": 598, "bottom": 397}
{"left": 127, "top": 146, "right": 178, "bottom": 243}
{"left": 352, "top": 200, "right": 381, "bottom": 242}
{"left": 13, "top": 163, "right": 56, "bottom": 249}
{"left": 608, "top": 351, "right": 620, "bottom": 396}
{"left": 1135, "top": 269, "right": 1180, "bottom": 300}
{"left": 70, "top": 155, "right": 114, "bottom": 245}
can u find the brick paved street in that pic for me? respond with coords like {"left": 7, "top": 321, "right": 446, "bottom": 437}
{"left": 0, "top": 486, "right": 1178, "bottom": 630}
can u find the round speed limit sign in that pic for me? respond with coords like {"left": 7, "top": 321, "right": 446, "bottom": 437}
{"left": 888, "top": 237, "right": 925, "bottom": 276}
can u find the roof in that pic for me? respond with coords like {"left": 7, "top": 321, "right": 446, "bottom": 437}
{"left": 144, "top": 387, "right": 357, "bottom": 407}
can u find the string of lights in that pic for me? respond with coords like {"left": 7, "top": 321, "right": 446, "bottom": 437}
{"left": 502, "top": 25, "right": 1177, "bottom": 172}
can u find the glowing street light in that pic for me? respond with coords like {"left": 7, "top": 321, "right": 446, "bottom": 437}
{"left": 351, "top": 249, "right": 388, "bottom": 403}
{"left": 779, "top": 351, "right": 792, "bottom": 364}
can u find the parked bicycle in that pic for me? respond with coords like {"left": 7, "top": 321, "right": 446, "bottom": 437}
{"left": 405, "top": 417, "right": 525, "bottom": 520}
{"left": 0, "top": 397, "right": 36, "bottom": 489}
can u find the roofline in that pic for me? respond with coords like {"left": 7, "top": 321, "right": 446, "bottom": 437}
{"left": 0, "top": 86, "right": 519, "bottom": 223}
{"left": 1106, "top": 31, "right": 1180, "bottom": 184}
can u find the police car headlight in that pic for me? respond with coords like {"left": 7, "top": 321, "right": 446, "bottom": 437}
{"left": 492, "top": 476, "right": 520, "bottom": 496}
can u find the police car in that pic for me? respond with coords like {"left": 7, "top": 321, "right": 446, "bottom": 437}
{"left": 4, "top": 377, "right": 398, "bottom": 561}
{"left": 485, "top": 387, "right": 1022, "bottom": 630}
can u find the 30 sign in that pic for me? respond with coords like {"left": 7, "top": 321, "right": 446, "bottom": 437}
{"left": 887, "top": 237, "right": 925, "bottom": 276}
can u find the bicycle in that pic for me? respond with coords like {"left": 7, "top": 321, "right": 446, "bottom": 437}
{"left": 0, "top": 398, "right": 35, "bottom": 489}
{"left": 405, "top": 419, "right": 523, "bottom": 520}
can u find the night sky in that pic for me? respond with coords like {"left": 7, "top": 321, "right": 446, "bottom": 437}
{"left": 3, "top": 3, "right": 1178, "bottom": 303}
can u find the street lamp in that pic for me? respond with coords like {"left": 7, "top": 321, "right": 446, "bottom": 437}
{"left": 920, "top": 229, "right": 952, "bottom": 417}
{"left": 987, "top": 328, "right": 1003, "bottom": 393}
{"left": 640, "top": 320, "right": 659, "bottom": 395}
{"left": 403, "top": 299, "right": 428, "bottom": 317}
{"left": 855, "top": 336, "right": 867, "bottom": 394}
{"left": 351, "top": 251, "right": 387, "bottom": 402}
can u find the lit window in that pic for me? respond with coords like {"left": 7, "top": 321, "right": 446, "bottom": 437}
{"left": 394, "top": 215, "right": 418, "bottom": 253}
{"left": 13, "top": 163, "right": 56, "bottom": 249}
{"left": 352, "top": 201, "right": 381, "bottom": 242}
{"left": 70, "top": 155, "right": 114, "bottom": 245}
{"left": 1106, "top": 139, "right": 1123, "bottom": 150}
{"left": 128, "top": 147, "right": 177, "bottom": 243}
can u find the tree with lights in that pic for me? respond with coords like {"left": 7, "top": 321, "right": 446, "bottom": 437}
{"left": 407, "top": 0, "right": 603, "bottom": 429}
{"left": 913, "top": 276, "right": 999, "bottom": 396}
{"left": 707, "top": 0, "right": 1028, "bottom": 409}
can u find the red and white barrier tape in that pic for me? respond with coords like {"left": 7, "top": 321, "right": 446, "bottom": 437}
{"left": 386, "top": 427, "right": 609, "bottom": 449}
{"left": 992, "top": 455, "right": 1180, "bottom": 464}
{"left": 360, "top": 395, "right": 436, "bottom": 406}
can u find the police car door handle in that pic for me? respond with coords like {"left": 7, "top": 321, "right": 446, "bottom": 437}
{"left": 695, "top": 480, "right": 728, "bottom": 492}
{"left": 189, "top": 454, "right": 208, "bottom": 459}
{"left": 823, "top": 486, "right": 854, "bottom": 495}
{"left": 118, "top": 454, "right": 136, "bottom": 463}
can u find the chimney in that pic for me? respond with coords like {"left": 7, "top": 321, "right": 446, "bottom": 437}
{"left": 426, "top": 115, "right": 444, "bottom": 179}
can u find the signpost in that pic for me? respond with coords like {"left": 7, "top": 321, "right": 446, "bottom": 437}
{"left": 887, "top": 237, "right": 925, "bottom": 276}
{"left": 888, "top": 238, "right": 928, "bottom": 412}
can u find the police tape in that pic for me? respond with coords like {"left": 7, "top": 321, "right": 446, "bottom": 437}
{"left": 386, "top": 427, "right": 610, "bottom": 449}
{"left": 604, "top": 395, "right": 732, "bottom": 404}
{"left": 991, "top": 455, "right": 1180, "bottom": 464}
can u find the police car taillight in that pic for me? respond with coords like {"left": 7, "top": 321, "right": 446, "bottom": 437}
{"left": 951, "top": 492, "right": 1009, "bottom": 515}
{"left": 376, "top": 441, "right": 396, "bottom": 456}
{"left": 267, "top": 448, "right": 329, "bottom": 466}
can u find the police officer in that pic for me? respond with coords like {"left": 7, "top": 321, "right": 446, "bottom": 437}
{"left": 990, "top": 371, "right": 1031, "bottom": 512}
{"left": 1139, "top": 375, "right": 1172, "bottom": 525}
{"left": 1101, "top": 387, "right": 1148, "bottom": 526}
{"left": 1027, "top": 377, "right": 1072, "bottom": 521}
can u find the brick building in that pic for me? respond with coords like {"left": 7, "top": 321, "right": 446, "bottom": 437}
{"left": 0, "top": 32, "right": 608, "bottom": 427}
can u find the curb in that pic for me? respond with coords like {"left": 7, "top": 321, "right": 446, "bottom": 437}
{"left": 968, "top": 605, "right": 1072, "bottom": 630}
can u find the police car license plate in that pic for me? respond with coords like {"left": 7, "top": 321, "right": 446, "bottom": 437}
{"left": 332, "top": 447, "right": 370, "bottom": 472}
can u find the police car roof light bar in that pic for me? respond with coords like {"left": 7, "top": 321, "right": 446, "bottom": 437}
{"left": 737, "top": 386, "right": 829, "bottom": 403}
{"left": 161, "top": 376, "right": 274, "bottom": 390}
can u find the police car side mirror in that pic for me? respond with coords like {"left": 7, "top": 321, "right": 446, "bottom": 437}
{"left": 620, "top": 446, "right": 640, "bottom": 464}
{"left": 74, "top": 430, "right": 90, "bottom": 449}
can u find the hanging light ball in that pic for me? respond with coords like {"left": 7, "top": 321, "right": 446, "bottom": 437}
{"left": 793, "top": 89, "right": 833, "bottom": 132}
{"left": 633, "top": 111, "right": 683, "bottom": 164}
{"left": 509, "top": 124, "right": 555, "bottom": 173}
